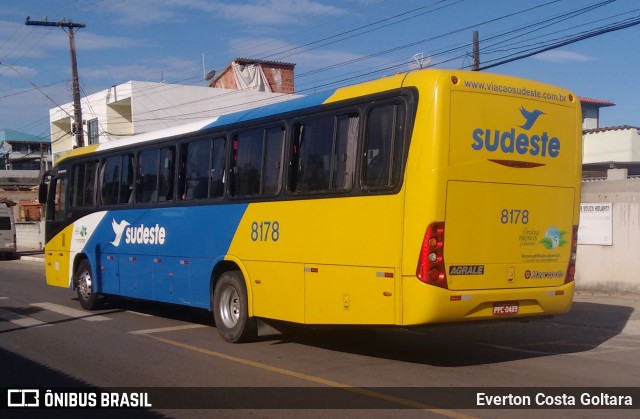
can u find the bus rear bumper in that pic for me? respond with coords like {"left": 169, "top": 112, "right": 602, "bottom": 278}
{"left": 401, "top": 278, "right": 575, "bottom": 326}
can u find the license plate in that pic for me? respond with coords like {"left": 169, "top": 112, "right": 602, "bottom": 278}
{"left": 493, "top": 302, "right": 519, "bottom": 315}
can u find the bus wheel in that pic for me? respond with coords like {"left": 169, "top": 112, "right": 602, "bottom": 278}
{"left": 212, "top": 271, "right": 256, "bottom": 343}
{"left": 75, "top": 259, "right": 101, "bottom": 310}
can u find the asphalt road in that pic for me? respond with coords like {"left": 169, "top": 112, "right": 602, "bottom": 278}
{"left": 1, "top": 257, "right": 639, "bottom": 419}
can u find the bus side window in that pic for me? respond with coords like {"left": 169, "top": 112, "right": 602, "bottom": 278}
{"left": 51, "top": 176, "right": 67, "bottom": 221}
{"left": 231, "top": 129, "right": 262, "bottom": 197}
{"left": 157, "top": 146, "right": 175, "bottom": 201}
{"left": 295, "top": 116, "right": 333, "bottom": 193}
{"left": 230, "top": 127, "right": 283, "bottom": 197}
{"left": 100, "top": 156, "right": 120, "bottom": 205}
{"left": 83, "top": 161, "right": 98, "bottom": 207}
{"left": 136, "top": 149, "right": 159, "bottom": 204}
{"left": 70, "top": 163, "right": 85, "bottom": 207}
{"left": 121, "top": 154, "right": 134, "bottom": 204}
{"left": 70, "top": 161, "right": 98, "bottom": 207}
{"left": 333, "top": 114, "right": 359, "bottom": 190}
{"left": 180, "top": 139, "right": 211, "bottom": 200}
{"left": 291, "top": 114, "right": 357, "bottom": 194}
{"left": 363, "top": 104, "right": 404, "bottom": 190}
{"left": 210, "top": 137, "right": 226, "bottom": 198}
{"left": 263, "top": 127, "right": 283, "bottom": 195}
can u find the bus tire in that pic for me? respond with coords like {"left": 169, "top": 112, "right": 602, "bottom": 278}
{"left": 75, "top": 259, "right": 102, "bottom": 310}
{"left": 212, "top": 270, "right": 256, "bottom": 343}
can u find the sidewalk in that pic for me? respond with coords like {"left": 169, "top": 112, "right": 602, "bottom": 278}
{"left": 17, "top": 249, "right": 45, "bottom": 262}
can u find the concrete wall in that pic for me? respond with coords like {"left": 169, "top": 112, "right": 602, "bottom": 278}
{"left": 583, "top": 127, "right": 640, "bottom": 164}
{"left": 577, "top": 174, "right": 640, "bottom": 292}
{"left": 15, "top": 221, "right": 44, "bottom": 251}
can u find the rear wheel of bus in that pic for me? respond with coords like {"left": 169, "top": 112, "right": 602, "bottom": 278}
{"left": 75, "top": 259, "right": 103, "bottom": 310}
{"left": 212, "top": 270, "right": 256, "bottom": 343}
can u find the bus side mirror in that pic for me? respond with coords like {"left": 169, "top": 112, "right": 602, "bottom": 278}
{"left": 38, "top": 183, "right": 48, "bottom": 204}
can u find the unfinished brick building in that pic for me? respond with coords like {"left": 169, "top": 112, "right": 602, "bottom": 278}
{"left": 209, "top": 58, "right": 295, "bottom": 94}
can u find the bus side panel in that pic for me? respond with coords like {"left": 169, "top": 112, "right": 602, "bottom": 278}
{"left": 304, "top": 264, "right": 395, "bottom": 324}
{"left": 227, "top": 195, "right": 404, "bottom": 325}
{"left": 244, "top": 260, "right": 305, "bottom": 323}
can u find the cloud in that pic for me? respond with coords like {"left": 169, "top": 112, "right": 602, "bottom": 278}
{"left": 214, "top": 0, "right": 346, "bottom": 25}
{"left": 97, "top": 0, "right": 346, "bottom": 27}
{"left": 0, "top": 64, "right": 38, "bottom": 80}
{"left": 89, "top": 0, "right": 180, "bottom": 26}
{"left": 81, "top": 56, "right": 199, "bottom": 84}
{"left": 534, "top": 50, "right": 595, "bottom": 63}
{"left": 76, "top": 32, "right": 145, "bottom": 51}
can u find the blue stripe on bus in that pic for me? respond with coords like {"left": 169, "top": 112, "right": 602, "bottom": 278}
{"left": 82, "top": 204, "right": 249, "bottom": 308}
{"left": 203, "top": 90, "right": 336, "bottom": 130}
{"left": 85, "top": 204, "right": 248, "bottom": 256}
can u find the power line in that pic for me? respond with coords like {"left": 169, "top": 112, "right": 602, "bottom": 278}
{"left": 478, "top": 15, "right": 640, "bottom": 70}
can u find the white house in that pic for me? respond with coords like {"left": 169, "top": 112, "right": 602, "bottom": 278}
{"left": 50, "top": 81, "right": 299, "bottom": 161}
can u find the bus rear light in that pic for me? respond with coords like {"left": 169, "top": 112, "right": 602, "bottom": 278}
{"left": 416, "top": 222, "right": 448, "bottom": 289}
{"left": 564, "top": 225, "right": 578, "bottom": 284}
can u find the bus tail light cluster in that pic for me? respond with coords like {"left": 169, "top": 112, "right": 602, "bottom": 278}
{"left": 564, "top": 225, "right": 579, "bottom": 284}
{"left": 416, "top": 222, "right": 448, "bottom": 289}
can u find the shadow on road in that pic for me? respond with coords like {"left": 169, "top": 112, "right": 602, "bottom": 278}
{"left": 272, "top": 301, "right": 635, "bottom": 367}
{"left": 30, "top": 294, "right": 635, "bottom": 368}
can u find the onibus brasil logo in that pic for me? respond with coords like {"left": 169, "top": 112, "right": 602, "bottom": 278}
{"left": 111, "top": 218, "right": 166, "bottom": 246}
{"left": 471, "top": 106, "right": 560, "bottom": 158}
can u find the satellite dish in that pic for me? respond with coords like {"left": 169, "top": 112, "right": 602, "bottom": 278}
{"left": 204, "top": 70, "right": 216, "bottom": 81}
{"left": 408, "top": 53, "right": 432, "bottom": 70}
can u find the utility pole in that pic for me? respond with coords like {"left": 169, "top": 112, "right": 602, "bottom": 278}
{"left": 472, "top": 31, "right": 480, "bottom": 71}
{"left": 26, "top": 17, "right": 86, "bottom": 148}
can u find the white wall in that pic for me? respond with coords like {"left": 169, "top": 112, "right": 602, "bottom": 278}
{"left": 577, "top": 176, "right": 640, "bottom": 292}
{"left": 583, "top": 128, "right": 640, "bottom": 164}
{"left": 50, "top": 81, "right": 300, "bottom": 160}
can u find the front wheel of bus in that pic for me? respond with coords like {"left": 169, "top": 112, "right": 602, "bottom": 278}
{"left": 75, "top": 259, "right": 102, "bottom": 310}
{"left": 213, "top": 271, "right": 256, "bottom": 343}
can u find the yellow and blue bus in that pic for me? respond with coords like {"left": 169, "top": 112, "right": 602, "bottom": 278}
{"left": 39, "top": 69, "right": 581, "bottom": 342}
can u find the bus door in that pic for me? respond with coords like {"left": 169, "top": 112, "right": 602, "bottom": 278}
{"left": 44, "top": 167, "right": 73, "bottom": 287}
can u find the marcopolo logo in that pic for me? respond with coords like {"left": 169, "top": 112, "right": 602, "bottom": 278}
{"left": 110, "top": 218, "right": 166, "bottom": 247}
{"left": 471, "top": 106, "right": 560, "bottom": 158}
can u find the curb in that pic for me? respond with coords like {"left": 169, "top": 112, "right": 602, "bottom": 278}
{"left": 20, "top": 255, "right": 45, "bottom": 263}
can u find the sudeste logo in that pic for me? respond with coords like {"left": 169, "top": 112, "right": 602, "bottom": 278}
{"left": 110, "top": 218, "right": 166, "bottom": 247}
{"left": 471, "top": 106, "right": 560, "bottom": 158}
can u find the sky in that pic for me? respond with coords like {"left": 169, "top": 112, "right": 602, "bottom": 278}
{"left": 0, "top": 0, "right": 639, "bottom": 138}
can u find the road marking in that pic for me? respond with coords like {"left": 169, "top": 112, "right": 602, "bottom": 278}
{"left": 143, "top": 334, "right": 477, "bottom": 419}
{"left": 0, "top": 308, "right": 51, "bottom": 328}
{"left": 129, "top": 324, "right": 207, "bottom": 335}
{"left": 622, "top": 319, "right": 640, "bottom": 335}
{"left": 30, "top": 302, "right": 111, "bottom": 321}
{"left": 127, "top": 310, "right": 153, "bottom": 317}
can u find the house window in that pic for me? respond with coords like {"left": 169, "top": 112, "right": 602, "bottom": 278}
{"left": 88, "top": 119, "right": 99, "bottom": 145}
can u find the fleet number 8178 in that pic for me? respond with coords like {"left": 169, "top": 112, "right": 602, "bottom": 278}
{"left": 500, "top": 209, "right": 529, "bottom": 224}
